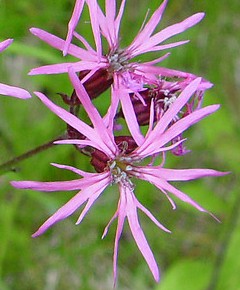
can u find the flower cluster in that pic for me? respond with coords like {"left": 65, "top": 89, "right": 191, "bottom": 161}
{"left": 1, "top": 0, "right": 227, "bottom": 284}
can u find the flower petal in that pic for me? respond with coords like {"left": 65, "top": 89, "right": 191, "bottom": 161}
{"left": 68, "top": 68, "right": 117, "bottom": 155}
{"left": 29, "top": 60, "right": 104, "bottom": 75}
{"left": 113, "top": 186, "right": 126, "bottom": 285}
{"left": 34, "top": 91, "right": 112, "bottom": 154}
{"left": 135, "top": 198, "right": 171, "bottom": 233}
{"left": 50, "top": 162, "right": 97, "bottom": 177}
{"left": 85, "top": 0, "right": 102, "bottom": 59}
{"left": 128, "top": 0, "right": 168, "bottom": 53}
{"left": 31, "top": 176, "right": 109, "bottom": 237}
{"left": 64, "top": 0, "right": 86, "bottom": 56}
{"left": 131, "top": 13, "right": 204, "bottom": 57}
{"left": 116, "top": 83, "right": 144, "bottom": 146}
{"left": 115, "top": 0, "right": 126, "bottom": 39}
{"left": 0, "top": 38, "right": 13, "bottom": 52}
{"left": 138, "top": 167, "right": 229, "bottom": 181}
{"left": 30, "top": 28, "right": 95, "bottom": 60}
{"left": 140, "top": 173, "right": 209, "bottom": 213}
{"left": 11, "top": 172, "right": 106, "bottom": 191}
{"left": 76, "top": 177, "right": 110, "bottom": 224}
{"left": 139, "top": 104, "right": 220, "bottom": 157}
{"left": 125, "top": 187, "right": 160, "bottom": 282}
{"left": 0, "top": 83, "right": 31, "bottom": 99}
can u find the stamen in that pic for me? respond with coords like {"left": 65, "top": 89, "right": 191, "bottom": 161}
{"left": 108, "top": 159, "right": 135, "bottom": 190}
{"left": 108, "top": 49, "right": 129, "bottom": 72}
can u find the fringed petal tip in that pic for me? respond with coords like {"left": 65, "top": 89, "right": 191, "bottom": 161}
{"left": 63, "top": 43, "right": 70, "bottom": 57}
{"left": 31, "top": 232, "right": 39, "bottom": 238}
{"left": 29, "top": 27, "right": 37, "bottom": 35}
{"left": 196, "top": 12, "right": 205, "bottom": 21}
{"left": 31, "top": 228, "right": 45, "bottom": 238}
{"left": 0, "top": 38, "right": 14, "bottom": 52}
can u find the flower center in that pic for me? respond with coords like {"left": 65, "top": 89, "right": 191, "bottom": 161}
{"left": 108, "top": 159, "right": 134, "bottom": 189}
{"left": 90, "top": 136, "right": 138, "bottom": 188}
{"left": 107, "top": 49, "right": 129, "bottom": 72}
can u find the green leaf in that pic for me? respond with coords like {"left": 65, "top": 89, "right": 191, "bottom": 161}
{"left": 155, "top": 259, "right": 212, "bottom": 290}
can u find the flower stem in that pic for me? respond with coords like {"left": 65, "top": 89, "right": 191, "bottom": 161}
{"left": 0, "top": 134, "right": 66, "bottom": 175}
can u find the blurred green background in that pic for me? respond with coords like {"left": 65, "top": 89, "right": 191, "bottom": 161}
{"left": 0, "top": 0, "right": 238, "bottom": 289}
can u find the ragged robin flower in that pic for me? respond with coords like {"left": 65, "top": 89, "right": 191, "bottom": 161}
{"left": 28, "top": 0, "right": 212, "bottom": 144}
{"left": 12, "top": 71, "right": 227, "bottom": 283}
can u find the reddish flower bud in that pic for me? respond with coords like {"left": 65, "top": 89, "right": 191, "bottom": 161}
{"left": 80, "top": 68, "right": 113, "bottom": 100}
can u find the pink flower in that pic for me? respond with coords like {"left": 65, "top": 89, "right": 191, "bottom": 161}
{"left": 29, "top": 0, "right": 206, "bottom": 81}
{"left": 28, "top": 0, "right": 212, "bottom": 143}
{"left": 11, "top": 74, "right": 226, "bottom": 283}
{"left": 0, "top": 39, "right": 31, "bottom": 99}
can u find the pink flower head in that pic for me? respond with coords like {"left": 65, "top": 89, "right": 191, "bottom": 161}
{"left": 28, "top": 1, "right": 212, "bottom": 141}
{"left": 12, "top": 74, "right": 227, "bottom": 283}
{"left": 30, "top": 0, "right": 206, "bottom": 79}
{"left": 0, "top": 39, "right": 31, "bottom": 99}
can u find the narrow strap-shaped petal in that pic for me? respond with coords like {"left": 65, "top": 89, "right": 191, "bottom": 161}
{"left": 135, "top": 198, "right": 171, "bottom": 233}
{"left": 128, "top": 0, "right": 168, "bottom": 53}
{"left": 29, "top": 60, "right": 104, "bottom": 75}
{"left": 64, "top": 0, "right": 85, "bottom": 55}
{"left": 30, "top": 28, "right": 95, "bottom": 60}
{"left": 0, "top": 84, "right": 31, "bottom": 99}
{"left": 133, "top": 139, "right": 186, "bottom": 159}
{"left": 115, "top": 0, "right": 126, "bottom": 38}
{"left": 73, "top": 32, "right": 96, "bottom": 54}
{"left": 136, "top": 78, "right": 202, "bottom": 155}
{"left": 138, "top": 104, "right": 220, "bottom": 157}
{"left": 76, "top": 176, "right": 111, "bottom": 224}
{"left": 136, "top": 65, "right": 213, "bottom": 90}
{"left": 11, "top": 173, "right": 105, "bottom": 191}
{"left": 96, "top": 4, "right": 110, "bottom": 43}
{"left": 119, "top": 90, "right": 144, "bottom": 146}
{"left": 102, "top": 207, "right": 119, "bottom": 239}
{"left": 113, "top": 186, "right": 127, "bottom": 286}
{"left": 115, "top": 81, "right": 144, "bottom": 146}
{"left": 50, "top": 162, "right": 101, "bottom": 177}
{"left": 31, "top": 176, "right": 110, "bottom": 237}
{"left": 103, "top": 86, "right": 120, "bottom": 131}
{"left": 137, "top": 52, "right": 170, "bottom": 66}
{"left": 151, "top": 78, "right": 202, "bottom": 134}
{"left": 154, "top": 105, "right": 219, "bottom": 151}
{"left": 34, "top": 91, "right": 111, "bottom": 154}
{"left": 137, "top": 166, "right": 228, "bottom": 181}
{"left": 105, "top": 0, "right": 117, "bottom": 45}
{"left": 106, "top": 0, "right": 116, "bottom": 25}
{"left": 87, "top": 0, "right": 102, "bottom": 59}
{"left": 68, "top": 68, "right": 117, "bottom": 156}
{"left": 134, "top": 40, "right": 189, "bottom": 56}
{"left": 54, "top": 139, "right": 110, "bottom": 153}
{"left": 126, "top": 188, "right": 160, "bottom": 282}
{"left": 0, "top": 38, "right": 13, "bottom": 52}
{"left": 55, "top": 139, "right": 113, "bottom": 154}
{"left": 145, "top": 99, "right": 155, "bottom": 138}
{"left": 132, "top": 13, "right": 204, "bottom": 57}
{"left": 141, "top": 173, "right": 209, "bottom": 213}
